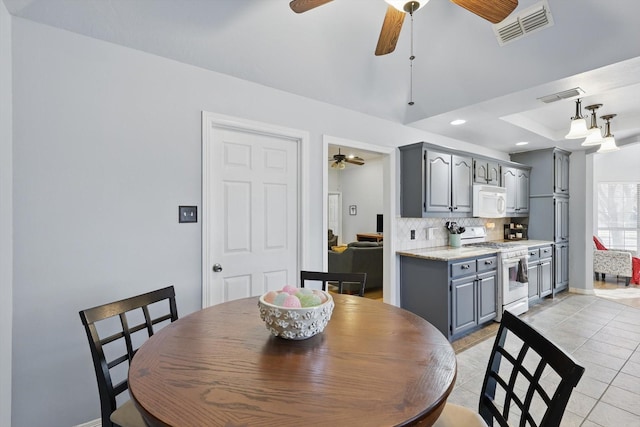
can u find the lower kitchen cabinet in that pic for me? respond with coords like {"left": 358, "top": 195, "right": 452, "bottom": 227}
{"left": 400, "top": 253, "right": 497, "bottom": 341}
{"left": 527, "top": 244, "right": 553, "bottom": 304}
{"left": 451, "top": 271, "right": 497, "bottom": 336}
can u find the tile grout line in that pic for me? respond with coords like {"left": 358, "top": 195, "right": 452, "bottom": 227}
{"left": 576, "top": 305, "right": 640, "bottom": 426}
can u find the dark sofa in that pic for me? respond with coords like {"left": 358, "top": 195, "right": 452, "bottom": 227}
{"left": 328, "top": 241, "right": 383, "bottom": 290}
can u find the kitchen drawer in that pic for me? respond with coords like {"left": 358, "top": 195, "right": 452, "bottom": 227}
{"left": 539, "top": 246, "right": 552, "bottom": 259}
{"left": 451, "top": 260, "right": 477, "bottom": 278}
{"left": 527, "top": 248, "right": 540, "bottom": 262}
{"left": 477, "top": 256, "right": 497, "bottom": 272}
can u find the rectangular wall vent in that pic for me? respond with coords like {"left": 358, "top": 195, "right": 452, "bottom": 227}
{"left": 537, "top": 87, "right": 585, "bottom": 104}
{"left": 493, "top": 0, "right": 554, "bottom": 46}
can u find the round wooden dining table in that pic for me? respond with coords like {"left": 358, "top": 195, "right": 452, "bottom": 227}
{"left": 128, "top": 294, "right": 457, "bottom": 427}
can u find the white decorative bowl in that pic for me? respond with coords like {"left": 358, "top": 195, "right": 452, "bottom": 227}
{"left": 258, "top": 291, "right": 334, "bottom": 340}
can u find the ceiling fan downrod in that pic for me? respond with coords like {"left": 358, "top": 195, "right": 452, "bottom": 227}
{"left": 408, "top": 2, "right": 417, "bottom": 106}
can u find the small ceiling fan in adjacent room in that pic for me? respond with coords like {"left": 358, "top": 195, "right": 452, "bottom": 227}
{"left": 330, "top": 148, "right": 365, "bottom": 169}
{"left": 289, "top": 0, "right": 518, "bottom": 55}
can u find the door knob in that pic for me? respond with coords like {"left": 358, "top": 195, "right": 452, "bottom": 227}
{"left": 212, "top": 264, "right": 223, "bottom": 272}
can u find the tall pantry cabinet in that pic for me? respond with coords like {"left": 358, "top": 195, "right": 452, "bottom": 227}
{"left": 510, "top": 148, "right": 570, "bottom": 294}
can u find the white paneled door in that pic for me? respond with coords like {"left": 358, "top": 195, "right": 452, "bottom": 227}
{"left": 202, "top": 114, "right": 300, "bottom": 307}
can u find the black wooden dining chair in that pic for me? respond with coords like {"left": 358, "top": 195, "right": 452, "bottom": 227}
{"left": 434, "top": 310, "right": 585, "bottom": 427}
{"left": 79, "top": 286, "right": 178, "bottom": 427}
{"left": 300, "top": 270, "right": 367, "bottom": 297}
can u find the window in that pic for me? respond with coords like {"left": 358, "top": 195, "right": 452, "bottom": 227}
{"left": 597, "top": 182, "right": 639, "bottom": 252}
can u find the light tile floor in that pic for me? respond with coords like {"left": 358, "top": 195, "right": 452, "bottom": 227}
{"left": 449, "top": 289, "right": 640, "bottom": 427}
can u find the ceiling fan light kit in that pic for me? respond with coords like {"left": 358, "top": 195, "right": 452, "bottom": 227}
{"left": 385, "top": 1, "right": 427, "bottom": 13}
{"left": 330, "top": 148, "right": 365, "bottom": 168}
{"left": 564, "top": 98, "right": 589, "bottom": 139}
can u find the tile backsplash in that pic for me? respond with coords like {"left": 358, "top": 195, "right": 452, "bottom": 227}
{"left": 396, "top": 217, "right": 509, "bottom": 251}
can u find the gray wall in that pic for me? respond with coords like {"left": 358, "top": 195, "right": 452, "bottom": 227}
{"left": 10, "top": 17, "right": 507, "bottom": 426}
{"left": 568, "top": 151, "right": 593, "bottom": 293}
{"left": 0, "top": 1, "right": 13, "bottom": 425}
{"left": 328, "top": 157, "right": 384, "bottom": 243}
{"left": 340, "top": 157, "right": 384, "bottom": 243}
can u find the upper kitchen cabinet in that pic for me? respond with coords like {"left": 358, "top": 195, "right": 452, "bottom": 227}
{"left": 554, "top": 150, "right": 570, "bottom": 194}
{"left": 473, "top": 159, "right": 501, "bottom": 186}
{"left": 399, "top": 143, "right": 472, "bottom": 217}
{"left": 501, "top": 166, "right": 530, "bottom": 216}
{"left": 511, "top": 148, "right": 570, "bottom": 197}
{"left": 511, "top": 147, "right": 570, "bottom": 295}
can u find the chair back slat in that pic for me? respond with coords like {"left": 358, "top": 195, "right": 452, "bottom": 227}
{"left": 79, "top": 286, "right": 178, "bottom": 427}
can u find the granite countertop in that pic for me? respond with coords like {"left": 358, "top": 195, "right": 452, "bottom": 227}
{"left": 523, "top": 239, "right": 554, "bottom": 247}
{"left": 397, "top": 239, "right": 555, "bottom": 261}
{"left": 397, "top": 246, "right": 498, "bottom": 261}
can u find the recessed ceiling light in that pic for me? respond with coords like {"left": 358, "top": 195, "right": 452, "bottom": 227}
{"left": 450, "top": 119, "right": 466, "bottom": 126}
{"left": 516, "top": 141, "right": 529, "bottom": 146}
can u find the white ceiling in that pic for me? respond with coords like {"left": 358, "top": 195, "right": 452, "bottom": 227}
{"left": 5, "top": 0, "right": 640, "bottom": 154}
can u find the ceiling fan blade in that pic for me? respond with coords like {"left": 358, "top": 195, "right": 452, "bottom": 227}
{"left": 375, "top": 6, "right": 406, "bottom": 56}
{"left": 346, "top": 158, "right": 365, "bottom": 166}
{"left": 450, "top": 0, "right": 518, "bottom": 24}
{"left": 289, "top": 0, "right": 334, "bottom": 14}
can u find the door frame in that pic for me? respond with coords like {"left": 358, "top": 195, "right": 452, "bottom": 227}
{"left": 201, "top": 112, "right": 310, "bottom": 307}
{"left": 322, "top": 135, "right": 397, "bottom": 305}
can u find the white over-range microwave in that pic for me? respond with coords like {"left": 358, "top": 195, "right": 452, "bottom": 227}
{"left": 473, "top": 184, "right": 507, "bottom": 218}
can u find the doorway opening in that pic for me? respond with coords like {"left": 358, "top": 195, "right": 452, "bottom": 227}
{"left": 323, "top": 136, "right": 396, "bottom": 304}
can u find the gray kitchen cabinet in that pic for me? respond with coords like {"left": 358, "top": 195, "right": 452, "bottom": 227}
{"left": 527, "top": 245, "right": 553, "bottom": 303}
{"left": 554, "top": 150, "right": 570, "bottom": 194}
{"left": 527, "top": 261, "right": 539, "bottom": 300}
{"left": 400, "top": 253, "right": 497, "bottom": 341}
{"left": 555, "top": 242, "right": 569, "bottom": 292}
{"left": 400, "top": 143, "right": 472, "bottom": 217}
{"left": 555, "top": 196, "right": 569, "bottom": 242}
{"left": 473, "top": 159, "right": 500, "bottom": 186}
{"left": 511, "top": 148, "right": 570, "bottom": 197}
{"left": 502, "top": 166, "right": 530, "bottom": 216}
{"left": 478, "top": 271, "right": 498, "bottom": 323}
{"left": 510, "top": 148, "right": 570, "bottom": 295}
{"left": 451, "top": 276, "right": 476, "bottom": 335}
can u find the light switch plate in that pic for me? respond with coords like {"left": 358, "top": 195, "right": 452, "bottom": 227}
{"left": 179, "top": 206, "right": 197, "bottom": 223}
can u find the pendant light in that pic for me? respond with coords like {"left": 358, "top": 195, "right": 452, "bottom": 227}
{"left": 565, "top": 98, "right": 589, "bottom": 139}
{"left": 581, "top": 104, "right": 604, "bottom": 146}
{"left": 597, "top": 114, "right": 620, "bottom": 153}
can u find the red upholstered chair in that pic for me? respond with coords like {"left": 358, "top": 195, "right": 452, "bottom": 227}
{"left": 593, "top": 236, "right": 639, "bottom": 286}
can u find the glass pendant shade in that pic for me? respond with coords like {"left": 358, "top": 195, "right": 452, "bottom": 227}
{"left": 385, "top": 0, "right": 427, "bottom": 13}
{"left": 565, "top": 118, "right": 589, "bottom": 139}
{"left": 597, "top": 114, "right": 620, "bottom": 153}
{"left": 582, "top": 104, "right": 603, "bottom": 146}
{"left": 582, "top": 127, "right": 603, "bottom": 146}
{"left": 597, "top": 136, "right": 619, "bottom": 153}
{"left": 565, "top": 99, "right": 589, "bottom": 139}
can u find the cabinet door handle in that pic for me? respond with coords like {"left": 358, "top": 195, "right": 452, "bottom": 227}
{"left": 529, "top": 252, "right": 536, "bottom": 256}
{"left": 461, "top": 264, "right": 471, "bottom": 269}
{"left": 484, "top": 260, "right": 493, "bottom": 265}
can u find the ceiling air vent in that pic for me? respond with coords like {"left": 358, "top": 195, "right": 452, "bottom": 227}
{"left": 493, "top": 0, "right": 554, "bottom": 46}
{"left": 537, "top": 88, "right": 585, "bottom": 104}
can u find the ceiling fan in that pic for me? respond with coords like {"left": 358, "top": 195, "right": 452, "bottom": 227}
{"left": 330, "top": 148, "right": 365, "bottom": 169}
{"left": 289, "top": 0, "right": 518, "bottom": 55}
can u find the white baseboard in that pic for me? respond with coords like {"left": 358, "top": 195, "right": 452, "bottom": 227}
{"left": 568, "top": 287, "right": 595, "bottom": 295}
{"left": 74, "top": 418, "right": 101, "bottom": 427}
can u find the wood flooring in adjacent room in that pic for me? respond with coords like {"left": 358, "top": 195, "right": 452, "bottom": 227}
{"left": 593, "top": 279, "right": 640, "bottom": 309}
